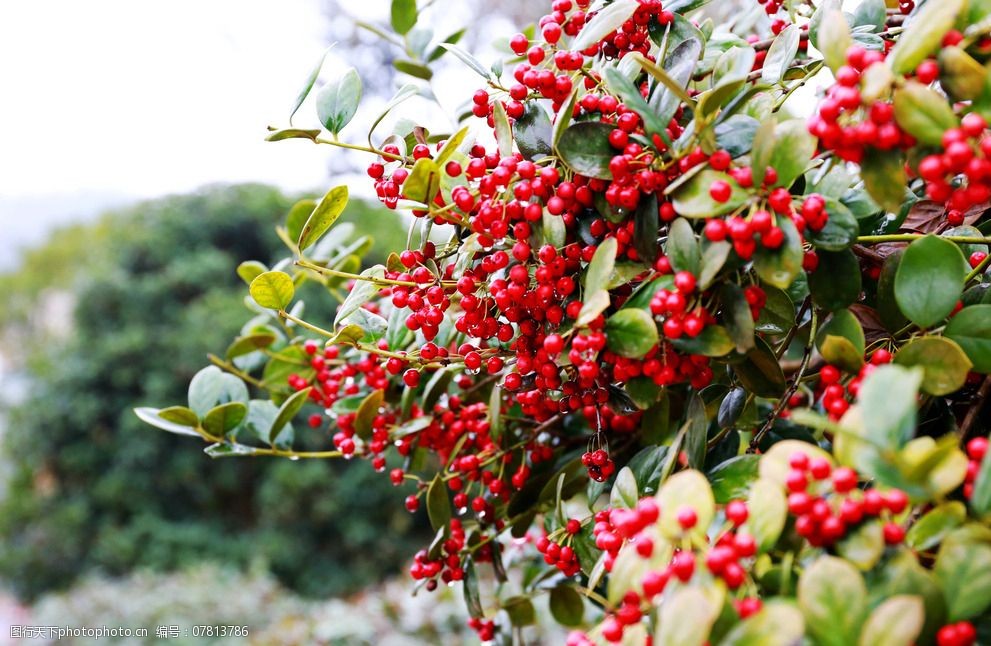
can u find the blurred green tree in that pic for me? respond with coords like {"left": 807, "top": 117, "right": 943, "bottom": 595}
{"left": 0, "top": 183, "right": 423, "bottom": 600}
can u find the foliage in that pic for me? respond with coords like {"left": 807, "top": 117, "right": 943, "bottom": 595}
{"left": 143, "top": 1, "right": 991, "bottom": 644}
{"left": 0, "top": 184, "right": 422, "bottom": 600}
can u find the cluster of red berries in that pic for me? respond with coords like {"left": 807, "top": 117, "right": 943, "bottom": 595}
{"left": 783, "top": 452, "right": 908, "bottom": 547}
{"left": 808, "top": 47, "right": 908, "bottom": 163}
{"left": 803, "top": 349, "right": 893, "bottom": 421}
{"left": 409, "top": 518, "right": 466, "bottom": 587}
{"left": 535, "top": 518, "right": 583, "bottom": 576}
{"left": 964, "top": 436, "right": 988, "bottom": 499}
{"left": 937, "top": 621, "right": 978, "bottom": 646}
{"left": 581, "top": 447, "right": 617, "bottom": 482}
{"left": 581, "top": 1, "right": 671, "bottom": 60}
{"left": 916, "top": 113, "right": 991, "bottom": 218}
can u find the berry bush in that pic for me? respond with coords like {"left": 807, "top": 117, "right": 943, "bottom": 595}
{"left": 140, "top": 0, "right": 991, "bottom": 643}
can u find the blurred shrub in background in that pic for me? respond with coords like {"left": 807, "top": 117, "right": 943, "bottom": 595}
{"left": 0, "top": 184, "right": 424, "bottom": 600}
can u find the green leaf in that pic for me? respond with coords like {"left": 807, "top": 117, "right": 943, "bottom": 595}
{"left": 698, "top": 240, "right": 731, "bottom": 289}
{"left": 810, "top": 248, "right": 862, "bottom": 312}
{"left": 655, "top": 586, "right": 721, "bottom": 646}
{"left": 634, "top": 192, "right": 660, "bottom": 264}
{"left": 889, "top": 0, "right": 967, "bottom": 74}
{"left": 670, "top": 169, "right": 748, "bottom": 218}
{"left": 492, "top": 100, "right": 513, "bottom": 159}
{"left": 158, "top": 406, "right": 200, "bottom": 427}
{"left": 971, "top": 436, "right": 991, "bottom": 517}
{"left": 202, "top": 402, "right": 248, "bottom": 436}
{"left": 731, "top": 337, "right": 787, "bottom": 398}
{"left": 426, "top": 475, "right": 451, "bottom": 531}
{"left": 945, "top": 305, "right": 991, "bottom": 373}
{"left": 858, "top": 596, "right": 925, "bottom": 646}
{"left": 571, "top": 0, "right": 638, "bottom": 52}
{"left": 721, "top": 283, "right": 755, "bottom": 354}
{"left": 878, "top": 251, "right": 909, "bottom": 332}
{"left": 860, "top": 148, "right": 908, "bottom": 214}
{"left": 265, "top": 128, "right": 322, "bottom": 142}
{"left": 696, "top": 47, "right": 756, "bottom": 119}
{"left": 808, "top": 198, "right": 858, "bottom": 251}
{"left": 767, "top": 120, "right": 818, "bottom": 189}
{"left": 747, "top": 478, "right": 787, "bottom": 553}
{"left": 707, "top": 455, "right": 759, "bottom": 504}
{"left": 798, "top": 556, "right": 868, "bottom": 646}
{"left": 285, "top": 198, "right": 317, "bottom": 243}
{"left": 316, "top": 67, "right": 362, "bottom": 135}
{"left": 837, "top": 521, "right": 884, "bottom": 570}
{"left": 237, "top": 260, "right": 267, "bottom": 285}
{"left": 392, "top": 59, "right": 432, "bottom": 80}
{"left": 298, "top": 185, "right": 348, "bottom": 251}
{"left": 390, "top": 0, "right": 417, "bottom": 34}
{"left": 269, "top": 387, "right": 311, "bottom": 444}
{"left": 754, "top": 218, "right": 804, "bottom": 291}
{"left": 504, "top": 596, "right": 536, "bottom": 626}
{"left": 857, "top": 364, "right": 922, "bottom": 450}
{"left": 815, "top": 309, "right": 865, "bottom": 372}
{"left": 666, "top": 218, "right": 701, "bottom": 274}
{"left": 714, "top": 115, "right": 760, "bottom": 158}
{"left": 603, "top": 65, "right": 668, "bottom": 139}
{"left": 721, "top": 601, "right": 805, "bottom": 646}
{"left": 671, "top": 325, "right": 734, "bottom": 357}
{"left": 895, "top": 234, "right": 966, "bottom": 328}
{"left": 756, "top": 285, "right": 795, "bottom": 334}
{"left": 584, "top": 237, "right": 618, "bottom": 295}
{"left": 852, "top": 0, "right": 886, "bottom": 32}
{"left": 656, "top": 470, "right": 714, "bottom": 540}
{"left": 368, "top": 83, "right": 419, "bottom": 144}
{"left": 290, "top": 45, "right": 333, "bottom": 124}
{"left": 893, "top": 82, "right": 960, "bottom": 146}
{"left": 353, "top": 389, "right": 384, "bottom": 441}
{"left": 818, "top": 8, "right": 852, "bottom": 72}
{"left": 893, "top": 336, "right": 972, "bottom": 396}
{"left": 463, "top": 561, "right": 483, "bottom": 618}
{"left": 188, "top": 366, "right": 248, "bottom": 417}
{"left": 134, "top": 407, "right": 201, "bottom": 437}
{"left": 515, "top": 102, "right": 552, "bottom": 160}
{"left": 250, "top": 271, "right": 295, "bottom": 310}
{"left": 610, "top": 466, "right": 639, "bottom": 509}
{"left": 934, "top": 532, "right": 991, "bottom": 620}
{"left": 549, "top": 586, "right": 584, "bottom": 627}
{"left": 577, "top": 289, "right": 610, "bottom": 327}
{"left": 557, "top": 122, "right": 616, "bottom": 180}
{"left": 906, "top": 502, "right": 966, "bottom": 551}
{"left": 762, "top": 24, "right": 800, "bottom": 84}
{"left": 226, "top": 332, "right": 278, "bottom": 360}
{"left": 334, "top": 265, "right": 384, "bottom": 326}
{"left": 630, "top": 50, "right": 693, "bottom": 108}
{"left": 606, "top": 309, "right": 659, "bottom": 359}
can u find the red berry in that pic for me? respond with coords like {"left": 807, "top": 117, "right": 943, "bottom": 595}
{"left": 709, "top": 180, "right": 732, "bottom": 203}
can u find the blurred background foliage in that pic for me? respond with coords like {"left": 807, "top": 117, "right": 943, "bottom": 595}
{"left": 0, "top": 184, "right": 427, "bottom": 601}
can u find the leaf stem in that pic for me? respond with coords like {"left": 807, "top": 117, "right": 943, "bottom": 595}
{"left": 296, "top": 259, "right": 417, "bottom": 287}
{"left": 314, "top": 136, "right": 404, "bottom": 161}
{"left": 858, "top": 234, "right": 991, "bottom": 245}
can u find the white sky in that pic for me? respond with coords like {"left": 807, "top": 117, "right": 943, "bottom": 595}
{"left": 0, "top": 0, "right": 337, "bottom": 200}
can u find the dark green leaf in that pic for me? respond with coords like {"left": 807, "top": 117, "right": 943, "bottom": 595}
{"left": 808, "top": 198, "right": 858, "bottom": 251}
{"left": 672, "top": 325, "right": 735, "bottom": 357}
{"left": 809, "top": 249, "right": 862, "bottom": 312}
{"left": 815, "top": 308, "right": 866, "bottom": 372}
{"left": 895, "top": 234, "right": 966, "bottom": 328}
{"left": 945, "top": 305, "right": 991, "bottom": 373}
{"left": 392, "top": 59, "right": 433, "bottom": 80}
{"left": 269, "top": 387, "right": 311, "bottom": 444}
{"left": 861, "top": 148, "right": 908, "bottom": 213}
{"left": 707, "top": 455, "right": 759, "bottom": 504}
{"left": 557, "top": 122, "right": 617, "bottom": 180}
{"left": 605, "top": 308, "right": 659, "bottom": 358}
{"left": 666, "top": 217, "right": 701, "bottom": 274}
{"left": 732, "top": 337, "right": 787, "bottom": 398}
{"left": 426, "top": 475, "right": 451, "bottom": 531}
{"left": 515, "top": 101, "right": 553, "bottom": 160}
{"left": 754, "top": 218, "right": 805, "bottom": 291}
{"left": 721, "top": 283, "right": 755, "bottom": 353}
{"left": 549, "top": 586, "right": 584, "bottom": 627}
{"left": 202, "top": 402, "right": 248, "bottom": 436}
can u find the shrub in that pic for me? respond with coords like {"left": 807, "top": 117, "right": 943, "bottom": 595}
{"left": 142, "top": 1, "right": 991, "bottom": 644}
{"left": 0, "top": 185, "right": 425, "bottom": 600}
